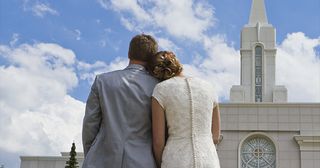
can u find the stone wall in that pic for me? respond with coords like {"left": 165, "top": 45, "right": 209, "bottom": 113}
{"left": 217, "top": 103, "right": 320, "bottom": 168}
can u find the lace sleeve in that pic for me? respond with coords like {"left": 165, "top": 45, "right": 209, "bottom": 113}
{"left": 213, "top": 90, "right": 219, "bottom": 108}
{"left": 207, "top": 82, "right": 219, "bottom": 108}
{"left": 152, "top": 83, "right": 166, "bottom": 109}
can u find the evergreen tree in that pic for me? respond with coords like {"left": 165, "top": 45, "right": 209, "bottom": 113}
{"left": 65, "top": 142, "right": 79, "bottom": 168}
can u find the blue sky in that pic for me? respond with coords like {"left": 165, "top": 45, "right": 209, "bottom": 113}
{"left": 1, "top": 0, "right": 319, "bottom": 102}
{"left": 0, "top": 0, "right": 319, "bottom": 167}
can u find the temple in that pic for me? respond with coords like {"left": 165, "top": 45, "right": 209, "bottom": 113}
{"left": 230, "top": 0, "right": 287, "bottom": 103}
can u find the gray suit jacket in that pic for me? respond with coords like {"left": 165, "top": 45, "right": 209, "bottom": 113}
{"left": 82, "top": 64, "right": 158, "bottom": 168}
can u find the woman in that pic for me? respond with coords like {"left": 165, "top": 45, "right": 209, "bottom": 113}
{"left": 148, "top": 51, "right": 221, "bottom": 168}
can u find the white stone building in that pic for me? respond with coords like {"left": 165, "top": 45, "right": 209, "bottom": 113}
{"left": 20, "top": 152, "right": 84, "bottom": 168}
{"left": 20, "top": 0, "right": 319, "bottom": 168}
{"left": 219, "top": 0, "right": 320, "bottom": 168}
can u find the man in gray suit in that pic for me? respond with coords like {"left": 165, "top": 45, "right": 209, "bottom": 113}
{"left": 82, "top": 34, "right": 159, "bottom": 168}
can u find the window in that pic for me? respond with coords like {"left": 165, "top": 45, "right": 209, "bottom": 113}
{"left": 240, "top": 135, "right": 276, "bottom": 168}
{"left": 255, "top": 75, "right": 262, "bottom": 85}
{"left": 255, "top": 46, "right": 263, "bottom": 102}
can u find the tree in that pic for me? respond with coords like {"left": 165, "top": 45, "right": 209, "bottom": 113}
{"left": 65, "top": 142, "right": 79, "bottom": 168}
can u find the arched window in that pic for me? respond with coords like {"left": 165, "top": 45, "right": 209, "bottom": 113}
{"left": 240, "top": 134, "right": 276, "bottom": 168}
{"left": 255, "top": 46, "right": 263, "bottom": 102}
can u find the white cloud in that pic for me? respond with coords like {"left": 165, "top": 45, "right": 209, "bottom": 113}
{"left": 97, "top": 0, "right": 241, "bottom": 101}
{"left": 276, "top": 32, "right": 320, "bottom": 102}
{"left": 100, "top": 0, "right": 215, "bottom": 41}
{"left": 23, "top": 0, "right": 59, "bottom": 18}
{"left": 0, "top": 96, "right": 84, "bottom": 154}
{"left": 97, "top": 0, "right": 111, "bottom": 10}
{"left": 110, "top": 0, "right": 151, "bottom": 22}
{"left": 0, "top": 43, "right": 84, "bottom": 162}
{"left": 78, "top": 57, "right": 128, "bottom": 84}
{"left": 150, "top": 0, "right": 215, "bottom": 41}
{"left": 201, "top": 35, "right": 239, "bottom": 73}
{"left": 98, "top": 35, "right": 121, "bottom": 51}
{"left": 10, "top": 33, "right": 20, "bottom": 47}
{"left": 32, "top": 3, "right": 59, "bottom": 17}
{"left": 157, "top": 37, "right": 179, "bottom": 51}
{"left": 63, "top": 28, "right": 84, "bottom": 42}
{"left": 0, "top": 39, "right": 131, "bottom": 167}
{"left": 183, "top": 35, "right": 240, "bottom": 100}
{"left": 99, "top": 28, "right": 115, "bottom": 48}
{"left": 120, "top": 17, "right": 137, "bottom": 32}
{"left": 98, "top": 0, "right": 320, "bottom": 102}
{"left": 74, "top": 29, "right": 82, "bottom": 41}
{"left": 182, "top": 33, "right": 320, "bottom": 102}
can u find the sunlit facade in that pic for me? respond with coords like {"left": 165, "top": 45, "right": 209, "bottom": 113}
{"left": 220, "top": 0, "right": 320, "bottom": 168}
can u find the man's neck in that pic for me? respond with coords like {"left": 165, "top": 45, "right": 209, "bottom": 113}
{"left": 129, "top": 60, "right": 147, "bottom": 67}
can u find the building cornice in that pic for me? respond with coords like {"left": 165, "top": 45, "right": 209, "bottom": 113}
{"left": 20, "top": 152, "right": 84, "bottom": 161}
{"left": 240, "top": 48, "right": 277, "bottom": 52}
{"left": 294, "top": 135, "right": 320, "bottom": 151}
{"left": 219, "top": 103, "right": 320, "bottom": 108}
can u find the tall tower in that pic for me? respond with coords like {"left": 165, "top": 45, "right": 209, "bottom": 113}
{"left": 230, "top": 0, "right": 287, "bottom": 103}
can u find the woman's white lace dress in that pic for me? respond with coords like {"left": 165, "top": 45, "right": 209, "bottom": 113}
{"left": 152, "top": 77, "right": 220, "bottom": 168}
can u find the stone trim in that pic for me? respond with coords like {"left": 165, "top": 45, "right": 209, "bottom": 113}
{"left": 219, "top": 103, "right": 320, "bottom": 108}
{"left": 20, "top": 152, "right": 84, "bottom": 161}
{"left": 294, "top": 135, "right": 320, "bottom": 151}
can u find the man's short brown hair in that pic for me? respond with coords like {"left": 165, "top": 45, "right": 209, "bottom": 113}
{"left": 128, "top": 34, "right": 158, "bottom": 62}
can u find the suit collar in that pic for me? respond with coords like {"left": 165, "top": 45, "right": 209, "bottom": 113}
{"left": 125, "top": 64, "right": 146, "bottom": 71}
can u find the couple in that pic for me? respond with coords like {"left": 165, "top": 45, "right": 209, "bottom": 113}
{"left": 82, "top": 34, "right": 221, "bottom": 168}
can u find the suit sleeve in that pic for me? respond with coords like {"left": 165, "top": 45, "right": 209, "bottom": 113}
{"left": 82, "top": 76, "right": 102, "bottom": 156}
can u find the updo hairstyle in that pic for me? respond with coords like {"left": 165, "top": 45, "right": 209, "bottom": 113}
{"left": 148, "top": 51, "right": 183, "bottom": 81}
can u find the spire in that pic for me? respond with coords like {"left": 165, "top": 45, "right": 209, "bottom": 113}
{"left": 249, "top": 0, "right": 268, "bottom": 25}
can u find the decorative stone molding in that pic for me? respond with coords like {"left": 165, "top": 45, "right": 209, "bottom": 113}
{"left": 294, "top": 135, "right": 320, "bottom": 151}
{"left": 219, "top": 103, "right": 320, "bottom": 108}
{"left": 20, "top": 152, "right": 84, "bottom": 161}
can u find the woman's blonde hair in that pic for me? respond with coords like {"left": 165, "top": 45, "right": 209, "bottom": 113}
{"left": 148, "top": 51, "right": 183, "bottom": 81}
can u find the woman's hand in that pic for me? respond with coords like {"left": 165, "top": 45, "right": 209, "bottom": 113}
{"left": 213, "top": 134, "right": 223, "bottom": 144}
{"left": 213, "top": 138, "right": 220, "bottom": 144}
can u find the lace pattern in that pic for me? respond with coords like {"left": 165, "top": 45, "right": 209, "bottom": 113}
{"left": 152, "top": 77, "right": 220, "bottom": 168}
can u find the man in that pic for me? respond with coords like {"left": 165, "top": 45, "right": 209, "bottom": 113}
{"left": 82, "top": 34, "right": 158, "bottom": 168}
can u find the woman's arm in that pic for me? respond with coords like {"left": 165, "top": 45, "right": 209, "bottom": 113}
{"left": 152, "top": 97, "right": 166, "bottom": 167}
{"left": 211, "top": 103, "right": 221, "bottom": 144}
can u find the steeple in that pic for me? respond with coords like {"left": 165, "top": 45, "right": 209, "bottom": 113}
{"left": 249, "top": 0, "right": 268, "bottom": 25}
{"left": 230, "top": 0, "right": 287, "bottom": 103}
